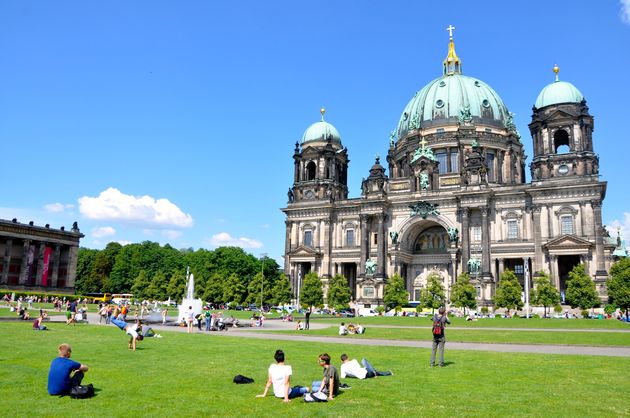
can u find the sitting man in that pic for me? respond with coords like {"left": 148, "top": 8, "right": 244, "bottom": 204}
{"left": 340, "top": 353, "right": 392, "bottom": 379}
{"left": 315, "top": 353, "right": 340, "bottom": 400}
{"left": 33, "top": 314, "right": 48, "bottom": 331}
{"left": 338, "top": 322, "right": 348, "bottom": 336}
{"left": 256, "top": 349, "right": 309, "bottom": 402}
{"left": 47, "top": 343, "right": 89, "bottom": 395}
{"left": 140, "top": 324, "right": 162, "bottom": 338}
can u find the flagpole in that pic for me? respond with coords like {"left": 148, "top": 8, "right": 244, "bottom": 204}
{"left": 524, "top": 257, "right": 530, "bottom": 318}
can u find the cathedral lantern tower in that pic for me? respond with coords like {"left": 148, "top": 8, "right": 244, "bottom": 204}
{"left": 529, "top": 65, "right": 598, "bottom": 181}
{"left": 288, "top": 108, "right": 349, "bottom": 203}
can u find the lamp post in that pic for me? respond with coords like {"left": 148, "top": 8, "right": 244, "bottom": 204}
{"left": 260, "top": 253, "right": 267, "bottom": 310}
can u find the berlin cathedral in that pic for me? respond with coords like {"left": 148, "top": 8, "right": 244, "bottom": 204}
{"left": 282, "top": 29, "right": 622, "bottom": 309}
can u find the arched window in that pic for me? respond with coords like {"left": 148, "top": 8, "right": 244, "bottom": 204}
{"left": 553, "top": 130, "right": 570, "bottom": 154}
{"left": 306, "top": 161, "right": 317, "bottom": 180}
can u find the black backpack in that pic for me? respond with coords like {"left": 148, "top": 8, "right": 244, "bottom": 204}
{"left": 432, "top": 316, "right": 443, "bottom": 335}
{"left": 233, "top": 374, "right": 254, "bottom": 384}
{"left": 70, "top": 384, "right": 95, "bottom": 399}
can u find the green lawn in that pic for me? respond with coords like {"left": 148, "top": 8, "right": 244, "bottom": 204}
{"left": 1, "top": 322, "right": 629, "bottom": 417}
{"left": 273, "top": 325, "right": 630, "bottom": 346}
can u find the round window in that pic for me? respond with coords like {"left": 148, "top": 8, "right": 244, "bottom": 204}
{"left": 474, "top": 81, "right": 481, "bottom": 87}
{"left": 482, "top": 99, "right": 490, "bottom": 108}
{"left": 439, "top": 81, "right": 446, "bottom": 87}
{"left": 436, "top": 99, "right": 444, "bottom": 108}
{"left": 558, "top": 164, "right": 569, "bottom": 175}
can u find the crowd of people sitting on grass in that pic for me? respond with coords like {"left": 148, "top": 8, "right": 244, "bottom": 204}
{"left": 338, "top": 322, "right": 365, "bottom": 335}
{"left": 255, "top": 349, "right": 392, "bottom": 403}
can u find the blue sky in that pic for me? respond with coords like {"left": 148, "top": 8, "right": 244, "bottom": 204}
{"left": 1, "top": 1, "right": 629, "bottom": 265}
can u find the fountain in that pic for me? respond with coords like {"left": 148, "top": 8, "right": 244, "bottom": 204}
{"left": 178, "top": 267, "right": 203, "bottom": 322}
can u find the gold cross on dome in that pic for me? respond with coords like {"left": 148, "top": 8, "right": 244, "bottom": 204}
{"left": 420, "top": 137, "right": 428, "bottom": 150}
{"left": 446, "top": 25, "right": 455, "bottom": 38}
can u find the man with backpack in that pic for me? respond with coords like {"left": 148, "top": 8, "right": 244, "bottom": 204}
{"left": 430, "top": 307, "right": 451, "bottom": 367}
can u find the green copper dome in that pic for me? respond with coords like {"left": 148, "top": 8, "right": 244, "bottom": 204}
{"left": 302, "top": 108, "right": 342, "bottom": 145}
{"left": 397, "top": 74, "right": 511, "bottom": 139}
{"left": 535, "top": 80, "right": 584, "bottom": 109}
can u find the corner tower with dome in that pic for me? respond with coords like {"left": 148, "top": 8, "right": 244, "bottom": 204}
{"left": 282, "top": 29, "right": 612, "bottom": 310}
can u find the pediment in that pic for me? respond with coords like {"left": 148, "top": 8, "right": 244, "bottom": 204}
{"left": 287, "top": 245, "right": 321, "bottom": 257}
{"left": 544, "top": 234, "right": 593, "bottom": 251}
{"left": 540, "top": 109, "right": 577, "bottom": 122}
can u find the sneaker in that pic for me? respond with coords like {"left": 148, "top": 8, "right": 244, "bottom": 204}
{"left": 156, "top": 334, "right": 163, "bottom": 338}
{"left": 339, "top": 383, "right": 351, "bottom": 389}
{"left": 389, "top": 370, "right": 394, "bottom": 376}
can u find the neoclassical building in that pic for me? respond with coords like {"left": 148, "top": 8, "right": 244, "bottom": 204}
{"left": 282, "top": 31, "right": 616, "bottom": 308}
{"left": 0, "top": 219, "right": 83, "bottom": 292}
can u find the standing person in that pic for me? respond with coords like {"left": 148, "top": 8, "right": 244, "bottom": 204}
{"left": 66, "top": 300, "right": 77, "bottom": 325}
{"left": 47, "top": 343, "right": 89, "bottom": 395}
{"left": 161, "top": 307, "right": 168, "bottom": 324}
{"left": 186, "top": 306, "right": 194, "bottom": 333}
{"left": 339, "top": 354, "right": 392, "bottom": 379}
{"left": 315, "top": 353, "right": 340, "bottom": 400}
{"left": 430, "top": 307, "right": 451, "bottom": 367}
{"left": 256, "top": 349, "right": 308, "bottom": 403}
{"left": 204, "top": 308, "right": 212, "bottom": 331}
{"left": 305, "top": 310, "right": 311, "bottom": 330}
{"left": 98, "top": 304, "right": 108, "bottom": 324}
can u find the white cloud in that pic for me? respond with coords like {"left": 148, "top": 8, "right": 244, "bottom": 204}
{"left": 162, "top": 230, "right": 183, "bottom": 240}
{"left": 207, "top": 232, "right": 263, "bottom": 249}
{"left": 621, "top": 0, "right": 630, "bottom": 24}
{"left": 261, "top": 224, "right": 270, "bottom": 229}
{"left": 607, "top": 212, "right": 630, "bottom": 242}
{"left": 78, "top": 187, "right": 193, "bottom": 228}
{"left": 92, "top": 226, "right": 116, "bottom": 238}
{"left": 44, "top": 203, "right": 74, "bottom": 213}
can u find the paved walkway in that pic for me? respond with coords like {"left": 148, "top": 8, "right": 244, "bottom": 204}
{"left": 68, "top": 312, "right": 630, "bottom": 358}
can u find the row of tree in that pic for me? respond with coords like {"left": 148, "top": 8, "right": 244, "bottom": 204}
{"left": 77, "top": 242, "right": 630, "bottom": 316}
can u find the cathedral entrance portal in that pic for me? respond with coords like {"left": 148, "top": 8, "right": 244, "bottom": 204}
{"left": 558, "top": 255, "right": 581, "bottom": 301}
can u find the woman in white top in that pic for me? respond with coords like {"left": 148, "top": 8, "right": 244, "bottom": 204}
{"left": 256, "top": 350, "right": 309, "bottom": 402}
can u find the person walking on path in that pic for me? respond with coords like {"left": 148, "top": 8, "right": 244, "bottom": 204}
{"left": 305, "top": 310, "right": 311, "bottom": 330}
{"left": 340, "top": 354, "right": 392, "bottom": 379}
{"left": 430, "top": 307, "right": 451, "bottom": 367}
{"left": 186, "top": 306, "right": 194, "bottom": 333}
{"left": 47, "top": 343, "right": 89, "bottom": 395}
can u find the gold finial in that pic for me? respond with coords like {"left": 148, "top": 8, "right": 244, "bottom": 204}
{"left": 443, "top": 25, "right": 461, "bottom": 75}
{"left": 419, "top": 137, "right": 428, "bottom": 150}
{"left": 553, "top": 64, "right": 559, "bottom": 82}
{"left": 320, "top": 107, "right": 326, "bottom": 121}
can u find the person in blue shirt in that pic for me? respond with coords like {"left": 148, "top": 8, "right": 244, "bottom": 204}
{"left": 47, "top": 343, "right": 89, "bottom": 395}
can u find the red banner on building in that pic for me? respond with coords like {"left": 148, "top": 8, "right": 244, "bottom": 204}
{"left": 41, "top": 247, "right": 52, "bottom": 287}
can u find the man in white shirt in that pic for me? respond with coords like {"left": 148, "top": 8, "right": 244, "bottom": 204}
{"left": 256, "top": 349, "right": 309, "bottom": 402}
{"left": 339, "top": 322, "right": 348, "bottom": 335}
{"left": 340, "top": 354, "right": 393, "bottom": 379}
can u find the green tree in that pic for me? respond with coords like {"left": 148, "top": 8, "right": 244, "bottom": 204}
{"left": 246, "top": 272, "right": 274, "bottom": 307}
{"left": 383, "top": 273, "right": 409, "bottom": 312}
{"left": 326, "top": 274, "right": 352, "bottom": 311}
{"left": 146, "top": 271, "right": 167, "bottom": 301}
{"left": 450, "top": 272, "right": 477, "bottom": 315}
{"left": 494, "top": 269, "right": 524, "bottom": 315}
{"left": 202, "top": 273, "right": 226, "bottom": 304}
{"left": 131, "top": 270, "right": 151, "bottom": 299}
{"left": 166, "top": 271, "right": 186, "bottom": 301}
{"left": 420, "top": 273, "right": 445, "bottom": 313}
{"left": 75, "top": 248, "right": 98, "bottom": 295}
{"left": 300, "top": 272, "right": 324, "bottom": 310}
{"left": 270, "top": 274, "right": 292, "bottom": 306}
{"left": 222, "top": 273, "right": 247, "bottom": 306}
{"left": 531, "top": 271, "right": 560, "bottom": 317}
{"left": 608, "top": 258, "right": 630, "bottom": 318}
{"left": 565, "top": 264, "right": 599, "bottom": 311}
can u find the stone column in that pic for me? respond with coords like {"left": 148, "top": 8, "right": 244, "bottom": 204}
{"left": 546, "top": 204, "right": 554, "bottom": 239}
{"left": 550, "top": 255, "right": 558, "bottom": 289}
{"left": 36, "top": 242, "right": 46, "bottom": 286}
{"left": 532, "top": 205, "right": 543, "bottom": 274}
{"left": 578, "top": 201, "right": 587, "bottom": 237}
{"left": 481, "top": 207, "right": 491, "bottom": 278}
{"left": 591, "top": 200, "right": 607, "bottom": 276}
{"left": 460, "top": 208, "right": 470, "bottom": 270}
{"left": 376, "top": 213, "right": 387, "bottom": 278}
{"left": 324, "top": 219, "right": 332, "bottom": 277}
{"left": 2, "top": 238, "right": 12, "bottom": 285}
{"left": 66, "top": 245, "right": 79, "bottom": 288}
{"left": 52, "top": 244, "right": 61, "bottom": 288}
{"left": 359, "top": 215, "right": 369, "bottom": 275}
{"left": 284, "top": 221, "right": 292, "bottom": 256}
{"left": 19, "top": 239, "right": 31, "bottom": 285}
{"left": 499, "top": 258, "right": 505, "bottom": 279}
{"left": 497, "top": 151, "right": 504, "bottom": 184}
